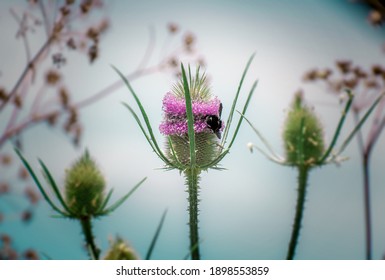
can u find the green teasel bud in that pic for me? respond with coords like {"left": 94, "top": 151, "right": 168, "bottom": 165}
{"left": 103, "top": 237, "right": 139, "bottom": 260}
{"left": 64, "top": 150, "right": 106, "bottom": 217}
{"left": 283, "top": 92, "right": 325, "bottom": 166}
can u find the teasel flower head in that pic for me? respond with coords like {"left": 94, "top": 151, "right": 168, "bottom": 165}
{"left": 159, "top": 68, "right": 224, "bottom": 167}
{"left": 283, "top": 92, "right": 325, "bottom": 167}
{"left": 244, "top": 89, "right": 383, "bottom": 168}
{"left": 115, "top": 54, "right": 258, "bottom": 173}
{"left": 103, "top": 236, "right": 139, "bottom": 260}
{"left": 64, "top": 150, "right": 106, "bottom": 217}
{"left": 15, "top": 149, "right": 146, "bottom": 219}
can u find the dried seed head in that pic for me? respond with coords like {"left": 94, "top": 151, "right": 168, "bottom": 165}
{"left": 46, "top": 70, "right": 61, "bottom": 85}
{"left": 283, "top": 91, "right": 325, "bottom": 167}
{"left": 336, "top": 60, "right": 352, "bottom": 74}
{"left": 168, "top": 23, "right": 179, "bottom": 34}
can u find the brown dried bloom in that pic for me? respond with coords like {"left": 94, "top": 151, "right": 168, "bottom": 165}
{"left": 87, "top": 27, "right": 99, "bottom": 42}
{"left": 21, "top": 210, "right": 33, "bottom": 223}
{"left": 372, "top": 65, "right": 384, "bottom": 76}
{"left": 24, "top": 249, "right": 39, "bottom": 260}
{"left": 46, "top": 70, "right": 61, "bottom": 85}
{"left": 24, "top": 187, "right": 39, "bottom": 204}
{"left": 67, "top": 38, "right": 77, "bottom": 49}
{"left": 13, "top": 95, "right": 22, "bottom": 108}
{"left": 0, "top": 182, "right": 9, "bottom": 194}
{"left": 59, "top": 87, "right": 70, "bottom": 109}
{"left": 47, "top": 112, "right": 59, "bottom": 126}
{"left": 1, "top": 154, "right": 12, "bottom": 166}
{"left": 80, "top": 0, "right": 93, "bottom": 14}
{"left": 1, "top": 234, "right": 11, "bottom": 245}
{"left": 336, "top": 60, "right": 352, "bottom": 74}
{"left": 0, "top": 87, "right": 7, "bottom": 101}
{"left": 168, "top": 23, "right": 179, "bottom": 34}
{"left": 303, "top": 69, "right": 318, "bottom": 81}
{"left": 88, "top": 44, "right": 98, "bottom": 63}
{"left": 184, "top": 32, "right": 195, "bottom": 48}
{"left": 18, "top": 167, "right": 29, "bottom": 180}
{"left": 60, "top": 6, "right": 71, "bottom": 17}
{"left": 368, "top": 10, "right": 383, "bottom": 26}
{"left": 317, "top": 69, "right": 332, "bottom": 80}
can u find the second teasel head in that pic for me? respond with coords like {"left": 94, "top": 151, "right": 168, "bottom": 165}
{"left": 283, "top": 91, "right": 325, "bottom": 167}
{"left": 64, "top": 150, "right": 106, "bottom": 217}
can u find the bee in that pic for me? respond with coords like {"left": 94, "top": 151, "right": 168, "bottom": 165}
{"left": 205, "top": 103, "right": 223, "bottom": 139}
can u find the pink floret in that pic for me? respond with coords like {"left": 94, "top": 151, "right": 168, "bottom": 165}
{"left": 162, "top": 92, "right": 221, "bottom": 116}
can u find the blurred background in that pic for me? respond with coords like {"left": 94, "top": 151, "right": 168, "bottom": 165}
{"left": 0, "top": 0, "right": 385, "bottom": 260}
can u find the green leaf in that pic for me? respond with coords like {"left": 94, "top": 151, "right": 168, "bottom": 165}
{"left": 14, "top": 148, "right": 67, "bottom": 216}
{"left": 318, "top": 90, "right": 354, "bottom": 163}
{"left": 181, "top": 64, "right": 196, "bottom": 168}
{"left": 239, "top": 111, "right": 282, "bottom": 161}
{"left": 112, "top": 66, "right": 173, "bottom": 167}
{"left": 98, "top": 189, "right": 113, "bottom": 213}
{"left": 336, "top": 92, "right": 384, "bottom": 157}
{"left": 145, "top": 209, "right": 168, "bottom": 260}
{"left": 102, "top": 177, "right": 146, "bottom": 214}
{"left": 221, "top": 53, "right": 256, "bottom": 147}
{"left": 227, "top": 80, "right": 258, "bottom": 150}
{"left": 122, "top": 102, "right": 165, "bottom": 162}
{"left": 39, "top": 159, "right": 73, "bottom": 216}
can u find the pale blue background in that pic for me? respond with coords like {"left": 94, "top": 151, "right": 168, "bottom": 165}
{"left": 1, "top": 0, "right": 385, "bottom": 259}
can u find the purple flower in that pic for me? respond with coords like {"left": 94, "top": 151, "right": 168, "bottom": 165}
{"left": 159, "top": 92, "right": 224, "bottom": 136}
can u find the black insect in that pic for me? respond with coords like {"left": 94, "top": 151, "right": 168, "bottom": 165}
{"left": 205, "top": 103, "right": 223, "bottom": 139}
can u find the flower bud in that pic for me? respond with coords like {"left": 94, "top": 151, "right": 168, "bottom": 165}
{"left": 64, "top": 150, "right": 105, "bottom": 217}
{"left": 283, "top": 92, "right": 325, "bottom": 166}
{"left": 159, "top": 69, "right": 223, "bottom": 168}
{"left": 103, "top": 237, "right": 139, "bottom": 260}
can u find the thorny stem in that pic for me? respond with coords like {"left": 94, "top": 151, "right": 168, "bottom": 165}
{"left": 362, "top": 151, "right": 372, "bottom": 260}
{"left": 287, "top": 165, "right": 309, "bottom": 260}
{"left": 185, "top": 167, "right": 200, "bottom": 260}
{"left": 80, "top": 216, "right": 100, "bottom": 260}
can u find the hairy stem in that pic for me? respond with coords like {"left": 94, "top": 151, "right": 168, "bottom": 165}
{"left": 362, "top": 151, "right": 372, "bottom": 260}
{"left": 185, "top": 167, "right": 200, "bottom": 260}
{"left": 80, "top": 216, "right": 100, "bottom": 260}
{"left": 287, "top": 165, "right": 309, "bottom": 260}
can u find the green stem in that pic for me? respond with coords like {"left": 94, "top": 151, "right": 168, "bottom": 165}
{"left": 287, "top": 165, "right": 309, "bottom": 260}
{"left": 185, "top": 167, "right": 200, "bottom": 260}
{"left": 80, "top": 216, "right": 100, "bottom": 260}
{"left": 362, "top": 151, "right": 372, "bottom": 260}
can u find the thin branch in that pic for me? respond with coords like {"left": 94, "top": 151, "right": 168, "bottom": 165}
{"left": 0, "top": 36, "right": 54, "bottom": 112}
